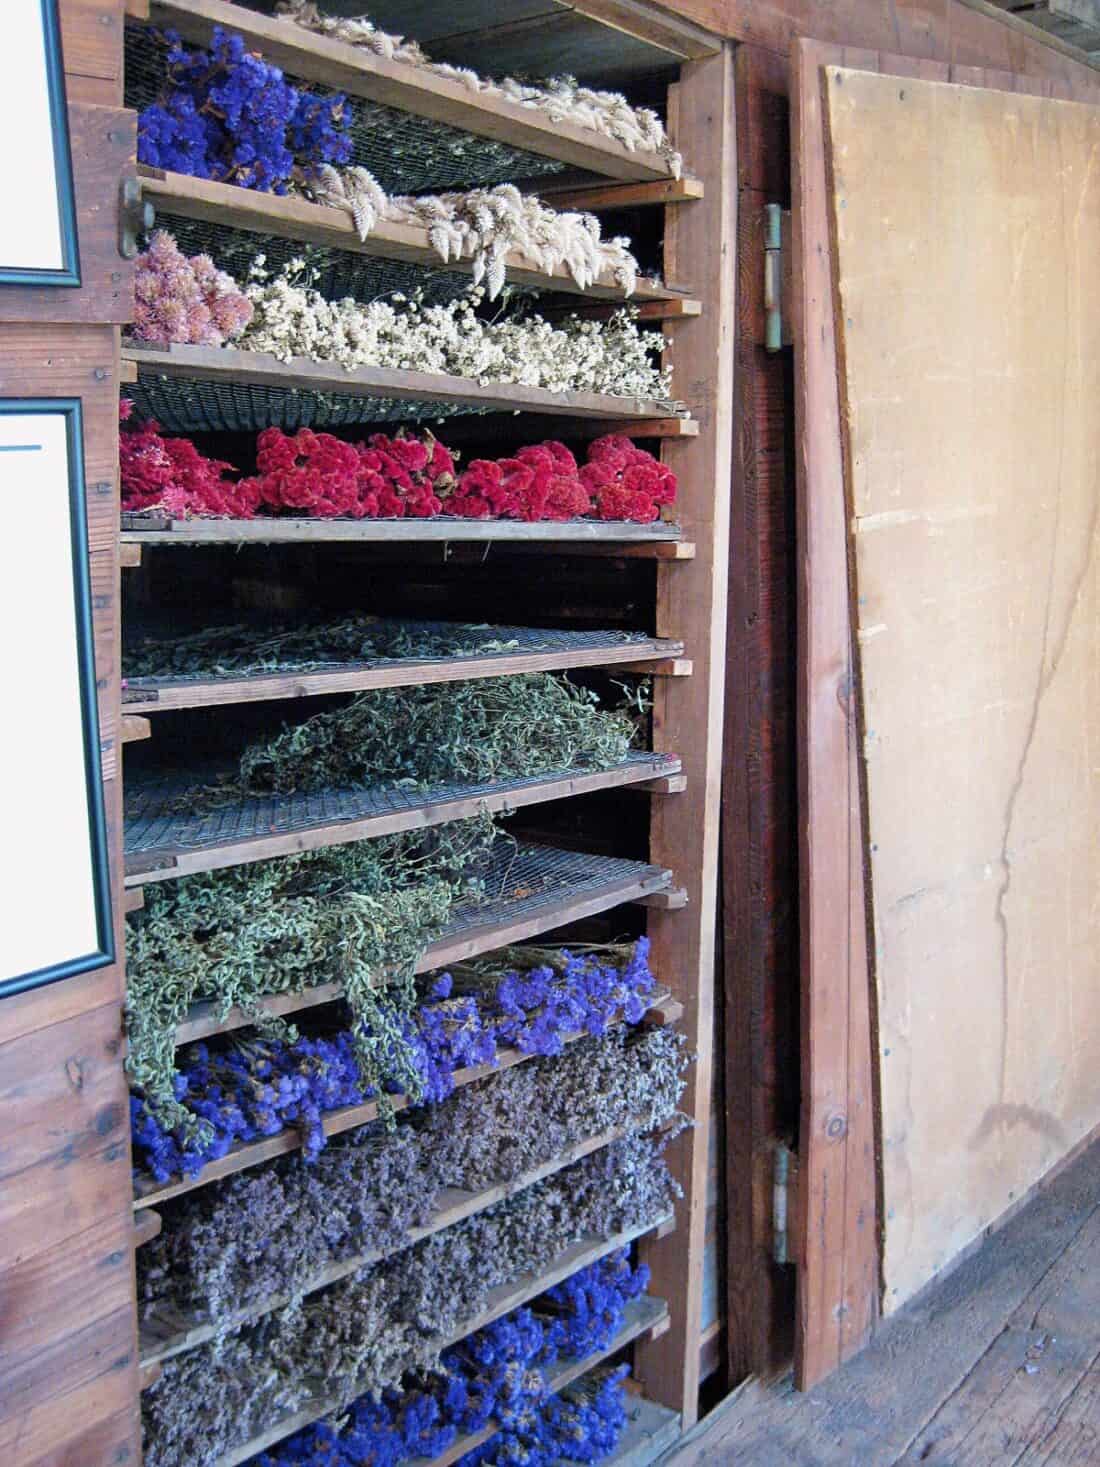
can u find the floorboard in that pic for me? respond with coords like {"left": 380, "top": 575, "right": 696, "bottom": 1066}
{"left": 664, "top": 1140, "right": 1100, "bottom": 1465}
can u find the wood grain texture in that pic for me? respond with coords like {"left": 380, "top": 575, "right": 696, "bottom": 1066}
{"left": 138, "top": 168, "right": 694, "bottom": 302}
{"left": 661, "top": 1135, "right": 1100, "bottom": 1466}
{"left": 825, "top": 62, "right": 1100, "bottom": 1311}
{"left": 790, "top": 37, "right": 879, "bottom": 1389}
{"left": 634, "top": 46, "right": 736, "bottom": 1427}
{"left": 0, "top": 9, "right": 139, "bottom": 1452}
{"left": 722, "top": 44, "right": 800, "bottom": 1388}
{"left": 0, "top": 107, "right": 134, "bottom": 326}
{"left": 124, "top": 342, "right": 688, "bottom": 424}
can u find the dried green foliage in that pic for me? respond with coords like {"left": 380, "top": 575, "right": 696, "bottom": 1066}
{"left": 126, "top": 814, "right": 501, "bottom": 1137}
{"left": 123, "top": 615, "right": 542, "bottom": 680}
{"left": 185, "top": 672, "right": 643, "bottom": 807}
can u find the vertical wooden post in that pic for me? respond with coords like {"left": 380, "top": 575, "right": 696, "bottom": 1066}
{"left": 634, "top": 43, "right": 737, "bottom": 1428}
{"left": 789, "top": 37, "right": 879, "bottom": 1390}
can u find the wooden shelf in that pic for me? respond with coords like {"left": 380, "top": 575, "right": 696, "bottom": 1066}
{"left": 142, "top": 0, "right": 682, "bottom": 185}
{"left": 122, "top": 633, "right": 685, "bottom": 713}
{"left": 121, "top": 515, "right": 688, "bottom": 547}
{"left": 213, "top": 1213, "right": 674, "bottom": 1467}
{"left": 140, "top": 168, "right": 699, "bottom": 307}
{"left": 404, "top": 1296, "right": 671, "bottom": 1467}
{"left": 170, "top": 843, "right": 675, "bottom": 1047}
{"left": 139, "top": 1124, "right": 657, "bottom": 1366}
{"left": 132, "top": 987, "right": 683, "bottom": 1208}
{"left": 121, "top": 343, "right": 693, "bottom": 429}
{"left": 598, "top": 1395, "right": 682, "bottom": 1467}
{"left": 123, "top": 752, "right": 683, "bottom": 886}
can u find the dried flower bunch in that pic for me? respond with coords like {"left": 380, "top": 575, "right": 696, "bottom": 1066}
{"left": 277, "top": 0, "right": 683, "bottom": 178}
{"left": 314, "top": 168, "right": 639, "bottom": 298}
{"left": 137, "top": 1024, "right": 686, "bottom": 1323}
{"left": 130, "top": 938, "right": 665, "bottom": 1184}
{"left": 126, "top": 814, "right": 502, "bottom": 1144}
{"left": 120, "top": 409, "right": 677, "bottom": 525}
{"left": 118, "top": 402, "right": 255, "bottom": 517}
{"left": 137, "top": 25, "right": 650, "bottom": 297}
{"left": 123, "top": 615, "right": 643, "bottom": 683}
{"left": 133, "top": 231, "right": 253, "bottom": 345}
{"left": 181, "top": 672, "right": 641, "bottom": 809}
{"left": 138, "top": 26, "right": 352, "bottom": 192}
{"left": 141, "top": 1137, "right": 678, "bottom": 1467}
{"left": 251, "top": 1255, "right": 646, "bottom": 1466}
{"left": 238, "top": 267, "right": 673, "bottom": 397}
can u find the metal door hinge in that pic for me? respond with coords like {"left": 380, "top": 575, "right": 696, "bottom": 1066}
{"left": 772, "top": 1141, "right": 799, "bottom": 1265}
{"left": 764, "top": 203, "right": 783, "bottom": 353}
{"left": 120, "top": 177, "right": 155, "bottom": 260}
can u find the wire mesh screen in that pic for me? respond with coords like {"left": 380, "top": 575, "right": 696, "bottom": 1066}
{"left": 124, "top": 751, "right": 678, "bottom": 866}
{"left": 436, "top": 839, "right": 668, "bottom": 938}
{"left": 126, "top": 369, "right": 489, "bottom": 434}
{"left": 155, "top": 210, "right": 483, "bottom": 311}
{"left": 125, "top": 24, "right": 566, "bottom": 198}
{"left": 122, "top": 623, "right": 655, "bottom": 694}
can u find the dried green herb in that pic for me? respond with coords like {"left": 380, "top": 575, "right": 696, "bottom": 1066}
{"left": 180, "top": 672, "right": 644, "bottom": 808}
{"left": 123, "top": 616, "right": 553, "bottom": 681}
{"left": 126, "top": 814, "right": 501, "bottom": 1138}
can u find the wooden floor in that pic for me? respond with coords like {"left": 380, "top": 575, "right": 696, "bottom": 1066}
{"left": 668, "top": 1140, "right": 1100, "bottom": 1465}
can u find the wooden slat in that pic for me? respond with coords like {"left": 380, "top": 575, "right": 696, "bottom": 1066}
{"left": 121, "top": 714, "right": 151, "bottom": 742}
{"left": 637, "top": 886, "right": 688, "bottom": 910}
{"left": 119, "top": 541, "right": 141, "bottom": 567}
{"left": 213, "top": 1214, "right": 673, "bottom": 1467}
{"left": 144, "top": 0, "right": 682, "bottom": 182}
{"left": 124, "top": 341, "right": 690, "bottom": 425}
{"left": 172, "top": 856, "right": 674, "bottom": 1046}
{"left": 133, "top": 990, "right": 683, "bottom": 1207}
{"left": 120, "top": 516, "right": 683, "bottom": 547}
{"left": 133, "top": 1209, "right": 161, "bottom": 1247}
{"left": 140, "top": 1126, "right": 656, "bottom": 1365}
{"left": 123, "top": 885, "right": 144, "bottom": 914}
{"left": 122, "top": 637, "right": 685, "bottom": 713}
{"left": 790, "top": 37, "right": 882, "bottom": 1390}
{"left": 635, "top": 46, "right": 735, "bottom": 1431}
{"left": 124, "top": 754, "right": 683, "bottom": 886}
{"left": 564, "top": 0, "right": 721, "bottom": 57}
{"left": 540, "top": 177, "right": 705, "bottom": 210}
{"left": 139, "top": 169, "right": 693, "bottom": 303}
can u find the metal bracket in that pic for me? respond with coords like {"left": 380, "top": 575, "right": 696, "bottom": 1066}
{"left": 119, "top": 177, "right": 155, "bottom": 260}
{"left": 764, "top": 202, "right": 783, "bottom": 353}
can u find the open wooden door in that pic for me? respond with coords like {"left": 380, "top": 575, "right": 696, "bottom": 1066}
{"left": 792, "top": 37, "right": 1100, "bottom": 1388}
{"left": 0, "top": 4, "right": 140, "bottom": 1460}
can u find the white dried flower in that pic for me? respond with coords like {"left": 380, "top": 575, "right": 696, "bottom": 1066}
{"left": 235, "top": 269, "right": 673, "bottom": 399}
{"left": 276, "top": 0, "right": 682, "bottom": 177}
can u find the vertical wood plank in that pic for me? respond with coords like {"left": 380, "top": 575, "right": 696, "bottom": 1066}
{"left": 789, "top": 37, "right": 881, "bottom": 1389}
{"left": 634, "top": 44, "right": 736, "bottom": 1427}
{"left": 0, "top": 5, "right": 138, "bottom": 1458}
{"left": 722, "top": 41, "right": 802, "bottom": 1386}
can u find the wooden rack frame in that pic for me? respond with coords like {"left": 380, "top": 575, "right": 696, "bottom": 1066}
{"left": 135, "top": 0, "right": 686, "bottom": 183}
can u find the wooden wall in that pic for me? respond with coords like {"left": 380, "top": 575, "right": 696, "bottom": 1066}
{"left": 0, "top": 4, "right": 140, "bottom": 1464}
{"left": 826, "top": 63, "right": 1100, "bottom": 1310}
